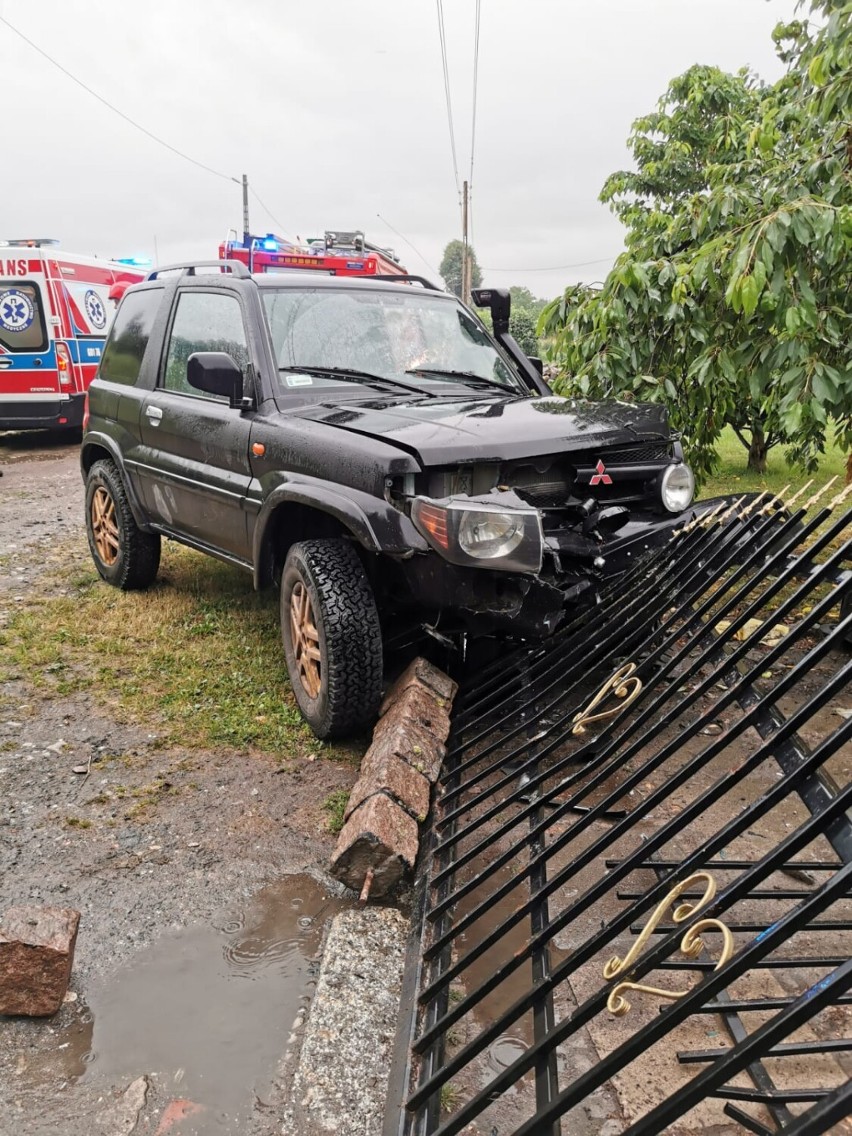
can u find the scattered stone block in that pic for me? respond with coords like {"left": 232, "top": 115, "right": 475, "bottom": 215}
{"left": 330, "top": 657, "right": 457, "bottom": 897}
{"left": 0, "top": 904, "right": 81, "bottom": 1016}
{"left": 330, "top": 794, "right": 419, "bottom": 897}
{"left": 344, "top": 743, "right": 431, "bottom": 824}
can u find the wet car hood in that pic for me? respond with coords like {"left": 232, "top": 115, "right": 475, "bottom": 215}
{"left": 288, "top": 395, "right": 670, "bottom": 466}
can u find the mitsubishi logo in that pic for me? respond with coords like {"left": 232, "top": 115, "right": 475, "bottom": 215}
{"left": 590, "top": 460, "right": 613, "bottom": 486}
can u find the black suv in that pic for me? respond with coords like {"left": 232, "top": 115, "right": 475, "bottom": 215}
{"left": 81, "top": 262, "right": 698, "bottom": 738}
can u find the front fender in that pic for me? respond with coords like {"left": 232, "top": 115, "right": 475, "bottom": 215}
{"left": 252, "top": 475, "right": 427, "bottom": 589}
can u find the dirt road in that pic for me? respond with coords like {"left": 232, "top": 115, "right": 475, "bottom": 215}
{"left": 0, "top": 433, "right": 360, "bottom": 1135}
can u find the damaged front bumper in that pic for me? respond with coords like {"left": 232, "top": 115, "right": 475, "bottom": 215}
{"left": 395, "top": 494, "right": 750, "bottom": 640}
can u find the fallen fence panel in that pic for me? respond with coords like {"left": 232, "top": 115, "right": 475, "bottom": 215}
{"left": 388, "top": 485, "right": 852, "bottom": 1136}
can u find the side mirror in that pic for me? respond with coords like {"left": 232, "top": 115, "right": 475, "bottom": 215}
{"left": 471, "top": 287, "right": 511, "bottom": 336}
{"left": 187, "top": 351, "right": 243, "bottom": 408}
{"left": 528, "top": 356, "right": 544, "bottom": 377}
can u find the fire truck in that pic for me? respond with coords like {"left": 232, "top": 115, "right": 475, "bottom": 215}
{"left": 0, "top": 239, "right": 147, "bottom": 433}
{"left": 218, "top": 229, "right": 408, "bottom": 278}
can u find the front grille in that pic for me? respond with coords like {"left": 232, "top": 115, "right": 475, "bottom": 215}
{"left": 603, "top": 440, "right": 672, "bottom": 464}
{"left": 507, "top": 464, "right": 574, "bottom": 508}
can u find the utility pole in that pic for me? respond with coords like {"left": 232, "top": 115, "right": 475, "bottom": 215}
{"left": 242, "top": 174, "right": 250, "bottom": 245}
{"left": 461, "top": 179, "right": 470, "bottom": 305}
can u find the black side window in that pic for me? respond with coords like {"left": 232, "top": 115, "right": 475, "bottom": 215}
{"left": 99, "top": 288, "right": 160, "bottom": 385}
{"left": 0, "top": 282, "right": 48, "bottom": 353}
{"left": 163, "top": 292, "right": 249, "bottom": 399}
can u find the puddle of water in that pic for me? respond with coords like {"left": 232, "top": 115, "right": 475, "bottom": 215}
{"left": 487, "top": 1035, "right": 528, "bottom": 1072}
{"left": 68, "top": 874, "right": 344, "bottom": 1134}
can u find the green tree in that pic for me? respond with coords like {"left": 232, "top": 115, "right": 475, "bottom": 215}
{"left": 509, "top": 285, "right": 548, "bottom": 319}
{"left": 508, "top": 308, "right": 539, "bottom": 355}
{"left": 440, "top": 239, "right": 482, "bottom": 298}
{"left": 545, "top": 4, "right": 852, "bottom": 480}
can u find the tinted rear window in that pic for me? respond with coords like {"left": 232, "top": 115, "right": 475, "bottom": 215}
{"left": 0, "top": 282, "right": 48, "bottom": 353}
{"left": 99, "top": 288, "right": 160, "bottom": 385}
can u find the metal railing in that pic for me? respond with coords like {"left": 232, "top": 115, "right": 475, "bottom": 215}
{"left": 387, "top": 483, "right": 852, "bottom": 1136}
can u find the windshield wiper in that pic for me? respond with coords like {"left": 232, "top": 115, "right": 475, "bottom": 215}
{"left": 279, "top": 365, "right": 435, "bottom": 397}
{"left": 406, "top": 368, "right": 523, "bottom": 396}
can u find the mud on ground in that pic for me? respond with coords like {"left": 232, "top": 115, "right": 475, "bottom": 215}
{"left": 0, "top": 437, "right": 364, "bottom": 1135}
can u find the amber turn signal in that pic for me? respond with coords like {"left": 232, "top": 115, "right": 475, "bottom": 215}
{"left": 252, "top": 443, "right": 266, "bottom": 456}
{"left": 413, "top": 501, "right": 450, "bottom": 549}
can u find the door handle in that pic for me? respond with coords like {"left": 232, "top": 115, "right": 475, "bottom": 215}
{"left": 145, "top": 405, "right": 163, "bottom": 425}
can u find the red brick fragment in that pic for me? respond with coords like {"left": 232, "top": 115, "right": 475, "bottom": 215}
{"left": 155, "top": 1099, "right": 206, "bottom": 1135}
{"left": 0, "top": 905, "right": 80, "bottom": 1016}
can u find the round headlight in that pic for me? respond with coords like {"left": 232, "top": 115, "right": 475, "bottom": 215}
{"left": 660, "top": 463, "right": 695, "bottom": 513}
{"left": 458, "top": 510, "right": 525, "bottom": 559}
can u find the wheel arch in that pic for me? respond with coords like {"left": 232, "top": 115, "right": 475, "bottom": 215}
{"left": 80, "top": 434, "right": 150, "bottom": 529}
{"left": 252, "top": 481, "right": 425, "bottom": 590}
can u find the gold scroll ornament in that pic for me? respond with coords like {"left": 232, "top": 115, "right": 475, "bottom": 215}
{"left": 571, "top": 662, "right": 643, "bottom": 736}
{"left": 604, "top": 871, "right": 734, "bottom": 1016}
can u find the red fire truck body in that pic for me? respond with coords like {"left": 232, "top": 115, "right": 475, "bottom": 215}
{"left": 218, "top": 229, "right": 408, "bottom": 279}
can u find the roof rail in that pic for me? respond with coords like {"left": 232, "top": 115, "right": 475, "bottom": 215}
{"left": 371, "top": 273, "right": 442, "bottom": 291}
{"left": 146, "top": 260, "right": 250, "bottom": 281}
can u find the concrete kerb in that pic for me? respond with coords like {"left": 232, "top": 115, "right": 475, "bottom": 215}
{"left": 280, "top": 905, "right": 409, "bottom": 1136}
{"left": 289, "top": 657, "right": 456, "bottom": 1133}
{"left": 287, "top": 663, "right": 456, "bottom": 1131}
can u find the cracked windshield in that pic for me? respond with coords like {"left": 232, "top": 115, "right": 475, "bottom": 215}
{"left": 262, "top": 287, "right": 522, "bottom": 394}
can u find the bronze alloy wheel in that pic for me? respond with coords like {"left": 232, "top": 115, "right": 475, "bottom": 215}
{"left": 90, "top": 485, "right": 119, "bottom": 566}
{"left": 289, "top": 580, "right": 322, "bottom": 698}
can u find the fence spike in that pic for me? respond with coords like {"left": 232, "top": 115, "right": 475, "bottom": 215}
{"left": 804, "top": 475, "right": 840, "bottom": 512}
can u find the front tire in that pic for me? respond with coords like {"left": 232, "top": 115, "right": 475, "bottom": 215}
{"left": 85, "top": 459, "right": 161, "bottom": 590}
{"left": 280, "top": 539, "right": 383, "bottom": 739}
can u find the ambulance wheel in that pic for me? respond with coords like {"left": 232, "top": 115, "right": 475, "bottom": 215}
{"left": 85, "top": 459, "right": 161, "bottom": 590}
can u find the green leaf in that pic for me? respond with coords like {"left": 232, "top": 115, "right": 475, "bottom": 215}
{"left": 740, "top": 274, "right": 760, "bottom": 317}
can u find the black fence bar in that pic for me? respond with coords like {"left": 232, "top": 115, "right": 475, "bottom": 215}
{"left": 781, "top": 1081, "right": 852, "bottom": 1136}
{"left": 410, "top": 717, "right": 852, "bottom": 1100}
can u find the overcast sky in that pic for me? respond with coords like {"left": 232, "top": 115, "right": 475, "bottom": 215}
{"left": 3, "top": 0, "right": 798, "bottom": 298}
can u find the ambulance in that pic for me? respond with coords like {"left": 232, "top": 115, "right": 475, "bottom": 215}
{"left": 0, "top": 239, "right": 146, "bottom": 433}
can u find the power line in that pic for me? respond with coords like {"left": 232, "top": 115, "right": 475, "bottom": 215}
{"left": 375, "top": 214, "right": 440, "bottom": 278}
{"left": 482, "top": 256, "right": 620, "bottom": 272}
{"left": 0, "top": 12, "right": 236, "bottom": 185}
{"left": 248, "top": 186, "right": 291, "bottom": 240}
{"left": 436, "top": 0, "right": 461, "bottom": 197}
{"left": 469, "top": 0, "right": 481, "bottom": 189}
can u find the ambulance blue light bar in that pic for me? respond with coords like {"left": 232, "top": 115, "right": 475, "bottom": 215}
{"left": 114, "top": 256, "right": 152, "bottom": 267}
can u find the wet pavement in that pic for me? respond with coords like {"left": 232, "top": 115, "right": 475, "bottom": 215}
{"left": 0, "top": 432, "right": 367, "bottom": 1135}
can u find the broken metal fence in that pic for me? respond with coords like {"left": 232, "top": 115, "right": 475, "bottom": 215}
{"left": 387, "top": 482, "right": 852, "bottom": 1136}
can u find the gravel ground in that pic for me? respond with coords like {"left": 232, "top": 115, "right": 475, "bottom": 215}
{"left": 0, "top": 434, "right": 369, "bottom": 1136}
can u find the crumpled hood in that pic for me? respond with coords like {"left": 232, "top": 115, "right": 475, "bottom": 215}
{"left": 288, "top": 394, "right": 670, "bottom": 465}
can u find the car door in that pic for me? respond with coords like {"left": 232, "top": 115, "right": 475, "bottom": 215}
{"left": 137, "top": 288, "right": 254, "bottom": 561}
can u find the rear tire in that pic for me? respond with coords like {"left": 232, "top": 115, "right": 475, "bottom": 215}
{"left": 85, "top": 459, "right": 160, "bottom": 590}
{"left": 280, "top": 539, "right": 383, "bottom": 739}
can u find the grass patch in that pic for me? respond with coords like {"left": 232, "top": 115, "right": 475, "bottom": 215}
{"left": 700, "top": 427, "right": 846, "bottom": 501}
{"left": 0, "top": 543, "right": 339, "bottom": 760}
{"left": 322, "top": 788, "right": 351, "bottom": 835}
{"left": 440, "top": 1083, "right": 461, "bottom": 1113}
{"left": 65, "top": 816, "right": 91, "bottom": 829}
